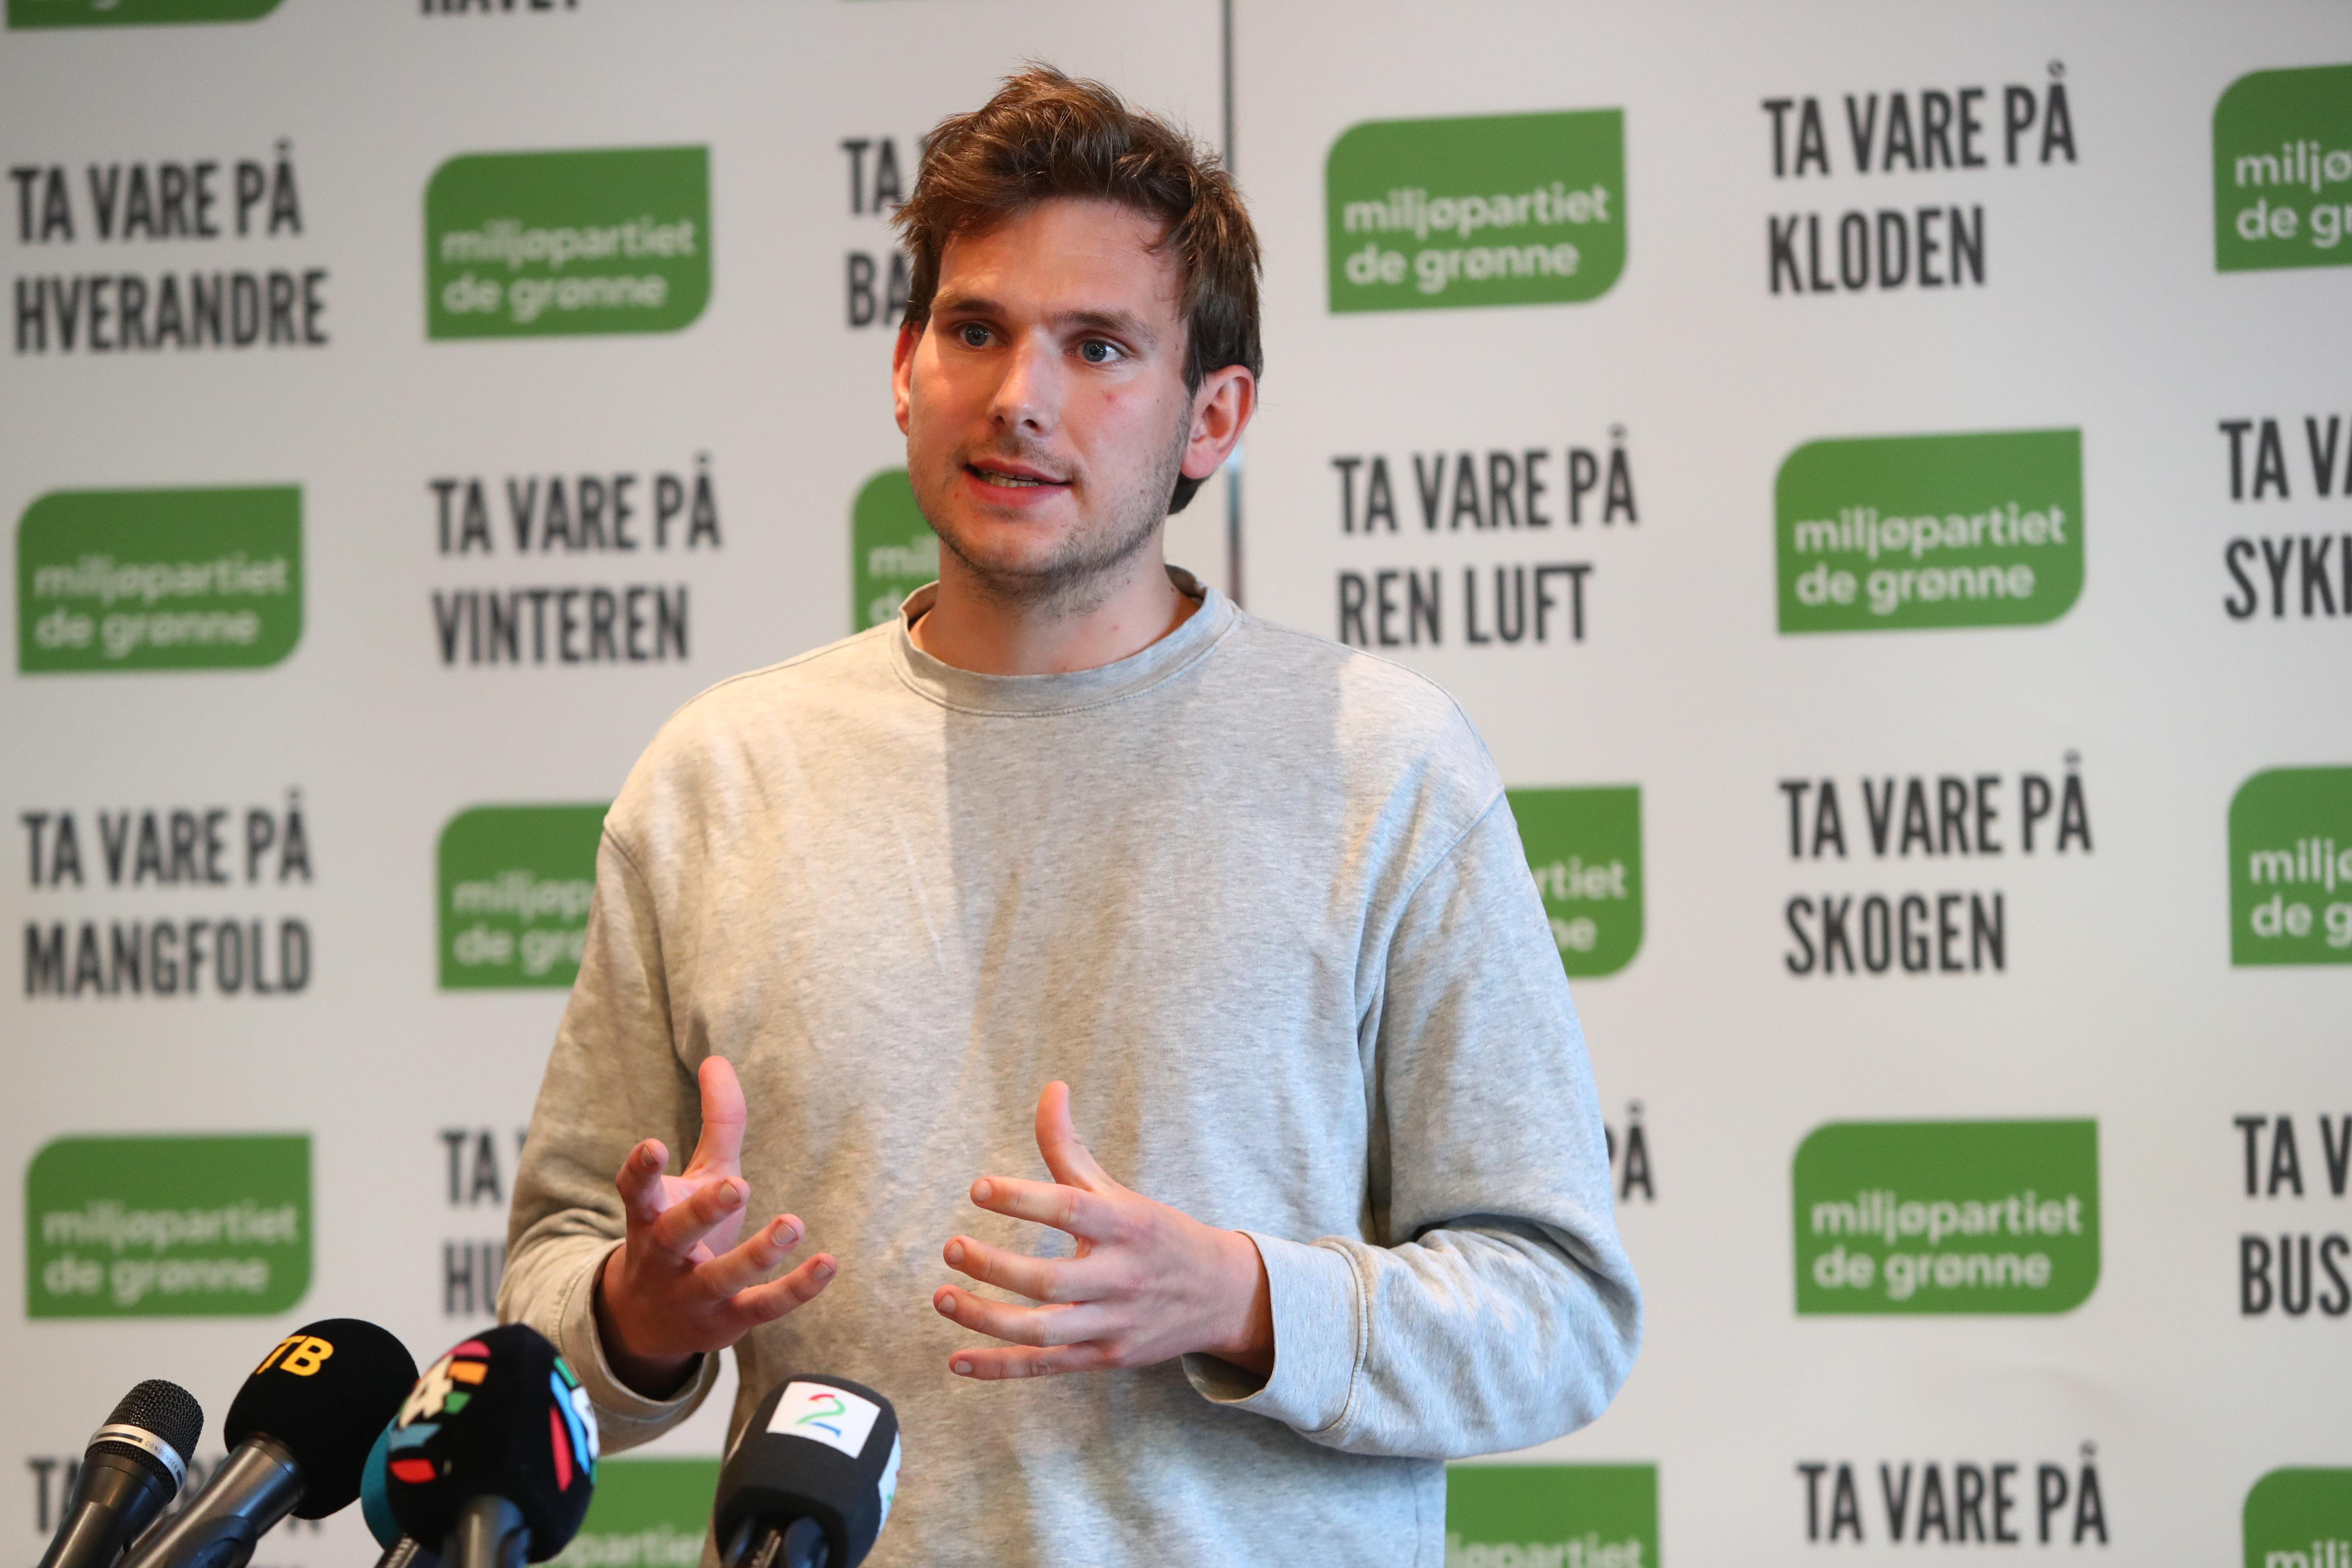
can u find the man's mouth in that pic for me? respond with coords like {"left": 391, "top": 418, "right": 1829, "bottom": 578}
{"left": 966, "top": 461, "right": 1069, "bottom": 490}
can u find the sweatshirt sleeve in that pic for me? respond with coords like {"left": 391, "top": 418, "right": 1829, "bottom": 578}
{"left": 498, "top": 829, "right": 721, "bottom": 1451}
{"left": 1185, "top": 794, "right": 1642, "bottom": 1458}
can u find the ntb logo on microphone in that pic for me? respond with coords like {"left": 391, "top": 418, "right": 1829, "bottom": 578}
{"left": 255, "top": 1332, "right": 336, "bottom": 1376}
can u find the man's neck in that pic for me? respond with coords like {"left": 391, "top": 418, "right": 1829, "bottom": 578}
{"left": 910, "top": 546, "right": 1199, "bottom": 676}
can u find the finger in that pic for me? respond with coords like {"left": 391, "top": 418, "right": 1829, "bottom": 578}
{"left": 932, "top": 1286, "right": 1109, "bottom": 1348}
{"left": 969, "top": 1175, "right": 1123, "bottom": 1243}
{"left": 943, "top": 1234, "right": 1116, "bottom": 1304}
{"left": 691, "top": 1056, "right": 748, "bottom": 1174}
{"left": 1034, "top": 1081, "right": 1118, "bottom": 1193}
{"left": 727, "top": 1254, "right": 837, "bottom": 1328}
{"left": 693, "top": 1214, "right": 805, "bottom": 1300}
{"left": 648, "top": 1173, "right": 748, "bottom": 1259}
{"left": 613, "top": 1140, "right": 671, "bottom": 1229}
{"left": 947, "top": 1341, "right": 1116, "bottom": 1381}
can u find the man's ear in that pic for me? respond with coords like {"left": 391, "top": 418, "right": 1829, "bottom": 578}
{"left": 891, "top": 319, "right": 923, "bottom": 436}
{"left": 1181, "top": 364, "right": 1256, "bottom": 481}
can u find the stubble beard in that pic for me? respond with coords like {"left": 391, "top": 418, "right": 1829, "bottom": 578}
{"left": 922, "top": 409, "right": 1191, "bottom": 620}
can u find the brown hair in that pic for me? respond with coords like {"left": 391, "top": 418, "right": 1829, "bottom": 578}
{"left": 894, "top": 65, "right": 1261, "bottom": 514}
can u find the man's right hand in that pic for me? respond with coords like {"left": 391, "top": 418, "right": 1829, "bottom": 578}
{"left": 594, "top": 1056, "right": 835, "bottom": 1397}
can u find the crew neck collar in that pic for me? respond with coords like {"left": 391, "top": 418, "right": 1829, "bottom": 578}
{"left": 888, "top": 566, "right": 1236, "bottom": 716}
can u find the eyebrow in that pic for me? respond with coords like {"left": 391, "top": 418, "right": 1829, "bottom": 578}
{"left": 932, "top": 294, "right": 1161, "bottom": 349}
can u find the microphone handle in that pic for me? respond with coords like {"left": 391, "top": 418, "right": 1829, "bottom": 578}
{"left": 742, "top": 1518, "right": 828, "bottom": 1568}
{"left": 443, "top": 1497, "right": 528, "bottom": 1568}
{"left": 119, "top": 1440, "right": 304, "bottom": 1568}
{"left": 373, "top": 1539, "right": 440, "bottom": 1568}
{"left": 37, "top": 1452, "right": 176, "bottom": 1568}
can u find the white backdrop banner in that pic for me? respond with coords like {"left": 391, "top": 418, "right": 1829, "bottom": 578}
{"left": 1235, "top": 3, "right": 2349, "bottom": 1562}
{"left": 6, "top": 3, "right": 2349, "bottom": 1565}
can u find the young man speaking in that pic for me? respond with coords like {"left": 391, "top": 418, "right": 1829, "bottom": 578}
{"left": 502, "top": 67, "right": 1640, "bottom": 1567}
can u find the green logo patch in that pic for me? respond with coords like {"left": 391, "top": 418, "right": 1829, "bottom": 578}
{"left": 2229, "top": 766, "right": 2352, "bottom": 965}
{"left": 18, "top": 486, "right": 302, "bottom": 674}
{"left": 1794, "top": 1120, "right": 2099, "bottom": 1315}
{"left": 548, "top": 1459, "right": 719, "bottom": 1568}
{"left": 1448, "top": 1464, "right": 1659, "bottom": 1568}
{"left": 2214, "top": 65, "right": 2352, "bottom": 273}
{"left": 2244, "top": 1468, "right": 2352, "bottom": 1568}
{"left": 1327, "top": 110, "right": 1625, "bottom": 312}
{"left": 1507, "top": 787, "right": 1643, "bottom": 978}
{"left": 7, "top": 0, "right": 277, "bottom": 27}
{"left": 437, "top": 804, "right": 606, "bottom": 989}
{"left": 851, "top": 469, "right": 937, "bottom": 633}
{"left": 1776, "top": 429, "right": 2083, "bottom": 634}
{"left": 26, "top": 1134, "right": 309, "bottom": 1317}
{"left": 426, "top": 147, "right": 710, "bottom": 339}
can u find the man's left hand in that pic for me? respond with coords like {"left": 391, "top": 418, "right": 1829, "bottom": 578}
{"left": 934, "top": 1081, "right": 1274, "bottom": 1381}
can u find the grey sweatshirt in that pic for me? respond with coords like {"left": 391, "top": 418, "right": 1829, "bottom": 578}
{"left": 500, "top": 573, "right": 1641, "bottom": 1568}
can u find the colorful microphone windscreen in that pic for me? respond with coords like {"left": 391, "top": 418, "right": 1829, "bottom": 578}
{"left": 360, "top": 1425, "right": 401, "bottom": 1550}
{"left": 224, "top": 1319, "right": 420, "bottom": 1519}
{"left": 383, "top": 1324, "right": 600, "bottom": 1562}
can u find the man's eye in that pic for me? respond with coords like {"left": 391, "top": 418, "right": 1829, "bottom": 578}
{"left": 958, "top": 323, "right": 990, "bottom": 348}
{"left": 1078, "top": 340, "right": 1123, "bottom": 365}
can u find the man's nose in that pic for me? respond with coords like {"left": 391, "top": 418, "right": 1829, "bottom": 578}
{"left": 988, "top": 333, "right": 1060, "bottom": 437}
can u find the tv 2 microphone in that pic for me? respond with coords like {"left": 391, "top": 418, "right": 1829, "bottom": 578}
{"left": 119, "top": 1319, "right": 419, "bottom": 1568}
{"left": 36, "top": 1380, "right": 205, "bottom": 1568}
{"left": 714, "top": 1378, "right": 901, "bottom": 1568}
{"left": 383, "top": 1325, "right": 600, "bottom": 1568}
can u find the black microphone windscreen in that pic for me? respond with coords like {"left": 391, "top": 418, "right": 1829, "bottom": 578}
{"left": 714, "top": 1377, "right": 900, "bottom": 1568}
{"left": 383, "top": 1325, "right": 600, "bottom": 1562}
{"left": 224, "top": 1319, "right": 420, "bottom": 1519}
{"left": 96, "top": 1380, "right": 204, "bottom": 1469}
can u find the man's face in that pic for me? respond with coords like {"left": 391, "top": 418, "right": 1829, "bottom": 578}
{"left": 894, "top": 197, "right": 1198, "bottom": 606}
